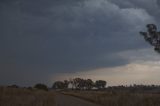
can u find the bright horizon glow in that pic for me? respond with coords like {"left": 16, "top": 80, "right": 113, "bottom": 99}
{"left": 51, "top": 61, "right": 160, "bottom": 86}
{"left": 51, "top": 48, "right": 160, "bottom": 86}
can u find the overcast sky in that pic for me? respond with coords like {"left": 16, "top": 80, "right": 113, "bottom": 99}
{"left": 1, "top": 0, "right": 160, "bottom": 86}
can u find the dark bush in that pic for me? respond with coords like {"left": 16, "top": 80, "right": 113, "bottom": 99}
{"left": 34, "top": 83, "right": 48, "bottom": 91}
{"left": 7, "top": 84, "right": 19, "bottom": 88}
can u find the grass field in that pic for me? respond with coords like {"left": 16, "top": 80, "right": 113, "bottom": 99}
{"left": 0, "top": 86, "right": 55, "bottom": 106}
{"left": 63, "top": 90, "right": 160, "bottom": 106}
{"left": 1, "top": 85, "right": 160, "bottom": 106}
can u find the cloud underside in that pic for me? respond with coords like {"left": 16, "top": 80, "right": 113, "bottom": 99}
{"left": 53, "top": 49, "right": 160, "bottom": 86}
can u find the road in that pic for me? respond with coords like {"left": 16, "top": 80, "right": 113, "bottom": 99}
{"left": 55, "top": 93, "right": 101, "bottom": 106}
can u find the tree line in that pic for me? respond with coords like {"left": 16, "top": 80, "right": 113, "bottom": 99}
{"left": 7, "top": 78, "right": 107, "bottom": 91}
{"left": 7, "top": 82, "right": 160, "bottom": 93}
{"left": 52, "top": 78, "right": 107, "bottom": 90}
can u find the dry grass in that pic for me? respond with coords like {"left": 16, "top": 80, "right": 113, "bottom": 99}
{"left": 0, "top": 87, "right": 55, "bottom": 106}
{"left": 63, "top": 91, "right": 160, "bottom": 106}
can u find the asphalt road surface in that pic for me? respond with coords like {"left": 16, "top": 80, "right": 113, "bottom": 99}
{"left": 55, "top": 93, "right": 101, "bottom": 106}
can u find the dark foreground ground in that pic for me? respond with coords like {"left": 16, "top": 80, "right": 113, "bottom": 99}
{"left": 0, "top": 87, "right": 55, "bottom": 106}
{"left": 0, "top": 87, "right": 101, "bottom": 106}
{"left": 55, "top": 92, "right": 101, "bottom": 106}
{"left": 62, "top": 90, "right": 160, "bottom": 106}
{"left": 1, "top": 86, "right": 160, "bottom": 106}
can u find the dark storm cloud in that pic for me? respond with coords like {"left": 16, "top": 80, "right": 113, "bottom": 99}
{"left": 0, "top": 0, "right": 156, "bottom": 85}
{"left": 109, "top": 0, "right": 160, "bottom": 23}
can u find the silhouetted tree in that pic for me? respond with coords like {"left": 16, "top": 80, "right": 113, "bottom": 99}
{"left": 140, "top": 24, "right": 160, "bottom": 52}
{"left": 71, "top": 78, "right": 94, "bottom": 90}
{"left": 85, "top": 79, "right": 94, "bottom": 90}
{"left": 52, "top": 81, "right": 65, "bottom": 89}
{"left": 95, "top": 80, "right": 107, "bottom": 89}
{"left": 64, "top": 80, "right": 69, "bottom": 89}
{"left": 73, "top": 78, "right": 90, "bottom": 90}
{"left": 8, "top": 84, "right": 19, "bottom": 88}
{"left": 34, "top": 83, "right": 48, "bottom": 91}
{"left": 73, "top": 78, "right": 83, "bottom": 89}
